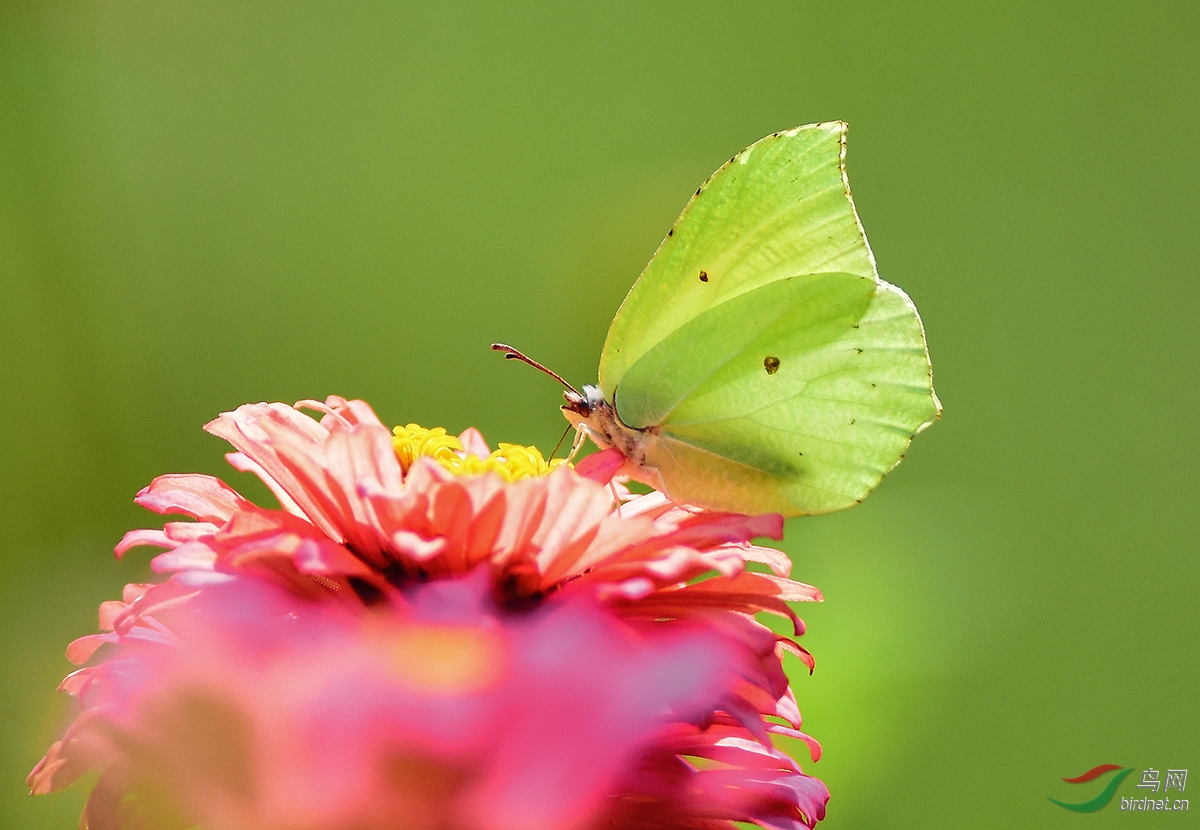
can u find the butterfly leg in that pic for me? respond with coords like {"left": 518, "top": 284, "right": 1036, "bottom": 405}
{"left": 567, "top": 426, "right": 589, "bottom": 462}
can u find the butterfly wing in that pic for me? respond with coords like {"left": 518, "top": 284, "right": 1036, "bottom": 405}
{"left": 600, "top": 121, "right": 875, "bottom": 393}
{"left": 599, "top": 122, "right": 940, "bottom": 516}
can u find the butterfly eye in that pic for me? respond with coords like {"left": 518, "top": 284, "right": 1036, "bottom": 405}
{"left": 763, "top": 356, "right": 781, "bottom": 375}
{"left": 698, "top": 270, "right": 709, "bottom": 283}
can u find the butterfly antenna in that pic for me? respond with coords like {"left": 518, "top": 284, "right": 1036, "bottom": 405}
{"left": 490, "top": 343, "right": 580, "bottom": 396}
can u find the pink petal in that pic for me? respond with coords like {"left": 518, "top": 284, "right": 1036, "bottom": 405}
{"left": 81, "top": 769, "right": 134, "bottom": 830}
{"left": 121, "top": 584, "right": 153, "bottom": 604}
{"left": 767, "top": 724, "right": 823, "bottom": 762}
{"left": 390, "top": 530, "right": 449, "bottom": 561}
{"left": 115, "top": 529, "right": 172, "bottom": 560}
{"left": 66, "top": 634, "right": 115, "bottom": 665}
{"left": 27, "top": 738, "right": 99, "bottom": 795}
{"left": 150, "top": 543, "right": 218, "bottom": 573}
{"left": 206, "top": 403, "right": 346, "bottom": 540}
{"left": 133, "top": 473, "right": 249, "bottom": 523}
{"left": 458, "top": 426, "right": 492, "bottom": 458}
{"left": 97, "top": 601, "right": 128, "bottom": 632}
{"left": 57, "top": 667, "right": 94, "bottom": 697}
{"left": 226, "top": 451, "right": 308, "bottom": 518}
{"left": 574, "top": 448, "right": 625, "bottom": 483}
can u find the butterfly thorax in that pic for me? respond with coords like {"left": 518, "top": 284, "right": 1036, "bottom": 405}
{"left": 561, "top": 385, "right": 656, "bottom": 470}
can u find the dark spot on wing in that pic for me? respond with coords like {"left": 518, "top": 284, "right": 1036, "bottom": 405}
{"left": 854, "top": 347, "right": 863, "bottom": 354}
{"left": 850, "top": 419, "right": 856, "bottom": 425}
{"left": 698, "top": 270, "right": 709, "bottom": 283}
{"left": 852, "top": 324, "right": 860, "bottom": 329}
{"left": 763, "top": 356, "right": 781, "bottom": 374}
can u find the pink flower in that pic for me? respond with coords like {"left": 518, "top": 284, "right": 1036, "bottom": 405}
{"left": 31, "top": 397, "right": 828, "bottom": 830}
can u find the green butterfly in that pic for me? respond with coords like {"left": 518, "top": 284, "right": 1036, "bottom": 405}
{"left": 506, "top": 122, "right": 940, "bottom": 517}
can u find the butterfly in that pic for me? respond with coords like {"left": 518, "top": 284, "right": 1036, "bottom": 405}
{"left": 500, "top": 122, "right": 940, "bottom": 517}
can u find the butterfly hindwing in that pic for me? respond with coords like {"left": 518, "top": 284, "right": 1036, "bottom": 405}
{"left": 639, "top": 277, "right": 939, "bottom": 514}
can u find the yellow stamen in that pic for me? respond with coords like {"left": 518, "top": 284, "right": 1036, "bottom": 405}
{"left": 446, "top": 443, "right": 567, "bottom": 482}
{"left": 393, "top": 424, "right": 567, "bottom": 482}
{"left": 392, "top": 424, "right": 463, "bottom": 474}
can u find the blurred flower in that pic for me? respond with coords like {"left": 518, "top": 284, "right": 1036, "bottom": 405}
{"left": 30, "top": 397, "right": 828, "bottom": 830}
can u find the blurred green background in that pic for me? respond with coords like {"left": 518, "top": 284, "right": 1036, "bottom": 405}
{"left": 2, "top": 2, "right": 1196, "bottom": 827}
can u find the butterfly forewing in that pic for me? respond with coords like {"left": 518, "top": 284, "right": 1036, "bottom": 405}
{"left": 599, "top": 122, "right": 875, "bottom": 396}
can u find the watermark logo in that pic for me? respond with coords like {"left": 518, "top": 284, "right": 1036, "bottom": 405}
{"left": 1048, "top": 764, "right": 1134, "bottom": 812}
{"left": 1121, "top": 768, "right": 1189, "bottom": 813}
{"left": 1047, "top": 764, "right": 1188, "bottom": 813}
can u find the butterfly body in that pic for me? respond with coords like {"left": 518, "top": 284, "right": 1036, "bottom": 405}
{"left": 562, "top": 385, "right": 657, "bottom": 473}
{"left": 563, "top": 122, "right": 940, "bottom": 517}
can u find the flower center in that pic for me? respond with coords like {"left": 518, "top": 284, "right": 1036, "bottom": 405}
{"left": 392, "top": 424, "right": 566, "bottom": 482}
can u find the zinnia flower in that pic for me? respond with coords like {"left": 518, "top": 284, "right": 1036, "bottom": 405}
{"left": 30, "top": 396, "right": 828, "bottom": 830}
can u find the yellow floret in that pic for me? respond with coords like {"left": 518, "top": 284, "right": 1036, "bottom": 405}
{"left": 447, "top": 443, "right": 567, "bottom": 482}
{"left": 392, "top": 424, "right": 463, "bottom": 474}
{"left": 393, "top": 424, "right": 566, "bottom": 482}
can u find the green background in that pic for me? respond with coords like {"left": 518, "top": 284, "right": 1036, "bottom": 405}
{"left": 2, "top": 2, "right": 1196, "bottom": 827}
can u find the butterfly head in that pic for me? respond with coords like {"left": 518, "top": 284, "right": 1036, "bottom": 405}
{"left": 561, "top": 384, "right": 605, "bottom": 420}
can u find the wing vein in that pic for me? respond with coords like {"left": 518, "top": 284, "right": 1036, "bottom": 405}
{"left": 648, "top": 279, "right": 872, "bottom": 421}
